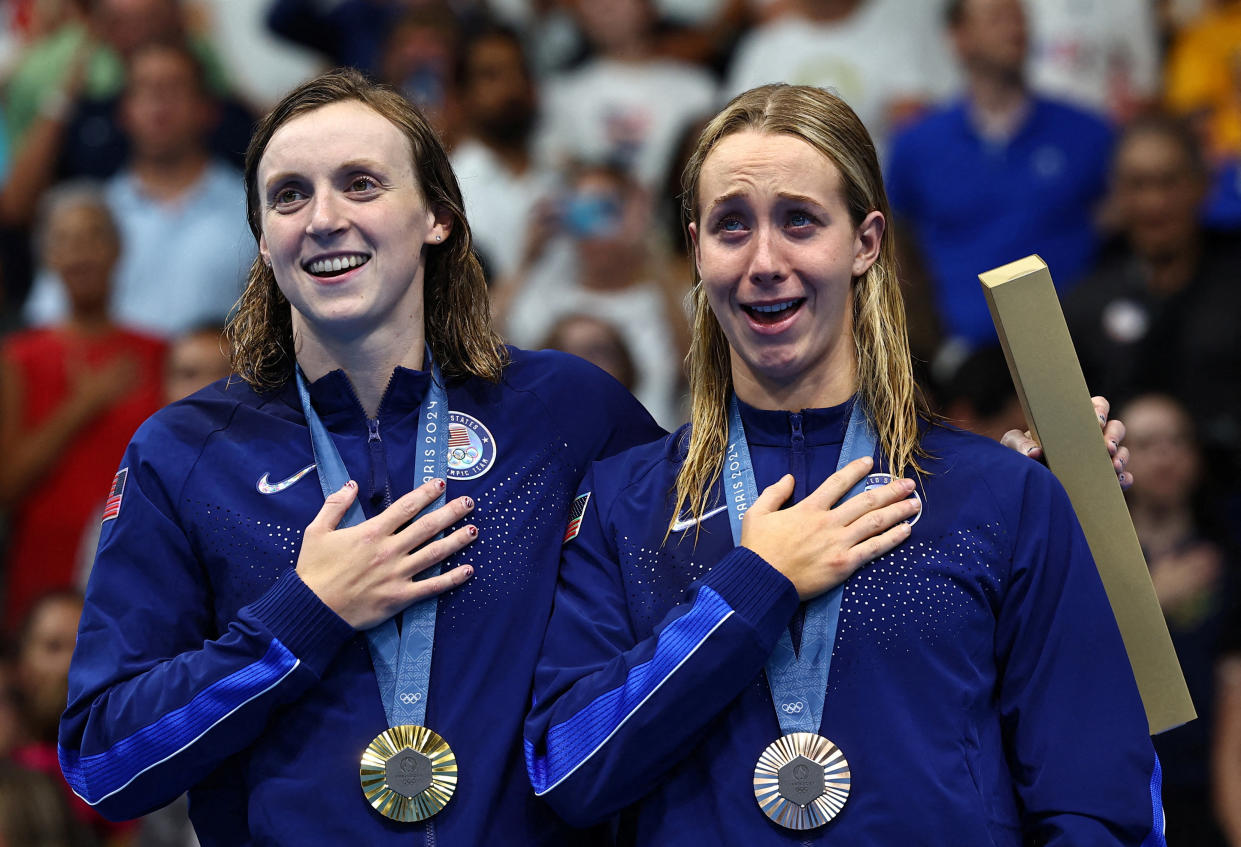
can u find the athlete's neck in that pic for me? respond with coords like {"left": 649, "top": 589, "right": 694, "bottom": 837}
{"left": 295, "top": 322, "right": 427, "bottom": 418}
{"left": 730, "top": 350, "right": 856, "bottom": 413}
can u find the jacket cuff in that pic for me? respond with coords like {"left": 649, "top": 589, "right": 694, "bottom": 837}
{"left": 247, "top": 569, "right": 355, "bottom": 677}
{"left": 702, "top": 547, "right": 799, "bottom": 643}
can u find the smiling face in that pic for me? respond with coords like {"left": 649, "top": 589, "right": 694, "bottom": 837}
{"left": 689, "top": 130, "right": 882, "bottom": 409}
{"left": 256, "top": 100, "right": 450, "bottom": 356}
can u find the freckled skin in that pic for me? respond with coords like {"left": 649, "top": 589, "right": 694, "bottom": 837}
{"left": 688, "top": 131, "right": 883, "bottom": 411}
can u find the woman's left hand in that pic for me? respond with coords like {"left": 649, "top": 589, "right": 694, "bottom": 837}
{"left": 1001, "top": 395, "right": 1131, "bottom": 489}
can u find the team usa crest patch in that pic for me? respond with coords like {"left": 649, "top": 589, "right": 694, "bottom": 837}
{"left": 563, "top": 492, "right": 591, "bottom": 543}
{"left": 864, "top": 472, "right": 922, "bottom": 526}
{"left": 102, "top": 468, "right": 128, "bottom": 523}
{"left": 446, "top": 412, "right": 495, "bottom": 480}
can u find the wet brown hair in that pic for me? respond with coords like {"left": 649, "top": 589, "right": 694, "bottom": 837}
{"left": 227, "top": 68, "right": 507, "bottom": 391}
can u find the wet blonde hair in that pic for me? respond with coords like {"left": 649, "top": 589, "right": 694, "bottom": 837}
{"left": 227, "top": 68, "right": 507, "bottom": 391}
{"left": 670, "top": 84, "right": 933, "bottom": 535}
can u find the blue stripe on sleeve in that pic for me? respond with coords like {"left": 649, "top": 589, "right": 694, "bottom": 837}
{"left": 60, "top": 638, "right": 299, "bottom": 806}
{"left": 526, "top": 586, "right": 734, "bottom": 795}
{"left": 1140, "top": 754, "right": 1166, "bottom": 847}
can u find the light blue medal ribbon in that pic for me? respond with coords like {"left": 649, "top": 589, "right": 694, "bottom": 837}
{"left": 725, "top": 395, "right": 876, "bottom": 737}
{"left": 295, "top": 357, "right": 448, "bottom": 729}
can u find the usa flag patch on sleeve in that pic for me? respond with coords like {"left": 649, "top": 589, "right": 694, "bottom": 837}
{"left": 563, "top": 492, "right": 590, "bottom": 543}
{"left": 102, "top": 468, "right": 128, "bottom": 523}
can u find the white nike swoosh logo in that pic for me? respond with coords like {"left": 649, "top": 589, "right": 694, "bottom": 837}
{"left": 257, "top": 463, "right": 317, "bottom": 495}
{"left": 670, "top": 505, "right": 729, "bottom": 532}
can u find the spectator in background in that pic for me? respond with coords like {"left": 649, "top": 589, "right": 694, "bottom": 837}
{"left": 0, "top": 184, "right": 165, "bottom": 632}
{"left": 498, "top": 161, "right": 688, "bottom": 427}
{"left": 2, "top": 0, "right": 234, "bottom": 158}
{"left": 377, "top": 5, "right": 462, "bottom": 143}
{"left": 1064, "top": 113, "right": 1241, "bottom": 482}
{"left": 539, "top": 313, "right": 637, "bottom": 393}
{"left": 1162, "top": 0, "right": 1241, "bottom": 230}
{"left": 725, "top": 0, "right": 953, "bottom": 158}
{"left": 1023, "top": 0, "right": 1161, "bottom": 122}
{"left": 930, "top": 345, "right": 1026, "bottom": 443}
{"left": 1121, "top": 394, "right": 1234, "bottom": 847}
{"left": 1217, "top": 604, "right": 1241, "bottom": 847}
{"left": 11, "top": 589, "right": 128, "bottom": 845}
{"left": 0, "top": 760, "right": 94, "bottom": 847}
{"left": 1165, "top": 0, "right": 1241, "bottom": 164}
{"left": 886, "top": 0, "right": 1113, "bottom": 351}
{"left": 162, "top": 325, "right": 230, "bottom": 405}
{"left": 266, "top": 0, "right": 406, "bottom": 76}
{"left": 451, "top": 24, "right": 560, "bottom": 281}
{"left": 24, "top": 41, "right": 252, "bottom": 339}
{"left": 539, "top": 0, "right": 717, "bottom": 190}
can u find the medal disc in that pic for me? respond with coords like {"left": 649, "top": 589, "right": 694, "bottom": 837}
{"left": 360, "top": 725, "right": 457, "bottom": 822}
{"left": 753, "top": 732, "right": 850, "bottom": 830}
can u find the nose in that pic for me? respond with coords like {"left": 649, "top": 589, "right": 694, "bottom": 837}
{"left": 748, "top": 225, "right": 786, "bottom": 285}
{"left": 306, "top": 190, "right": 347, "bottom": 238}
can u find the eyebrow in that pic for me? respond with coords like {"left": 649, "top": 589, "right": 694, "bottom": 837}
{"left": 705, "top": 190, "right": 827, "bottom": 214}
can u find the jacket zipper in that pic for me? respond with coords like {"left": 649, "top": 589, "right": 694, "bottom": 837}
{"left": 788, "top": 412, "right": 807, "bottom": 654}
{"left": 367, "top": 416, "right": 393, "bottom": 509}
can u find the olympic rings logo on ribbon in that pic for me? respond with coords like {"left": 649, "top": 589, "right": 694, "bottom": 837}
{"left": 399, "top": 692, "right": 423, "bottom": 705}
{"left": 780, "top": 700, "right": 805, "bottom": 714}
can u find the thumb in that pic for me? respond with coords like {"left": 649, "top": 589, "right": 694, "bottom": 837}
{"left": 308, "top": 480, "right": 358, "bottom": 534}
{"left": 747, "top": 474, "right": 794, "bottom": 518}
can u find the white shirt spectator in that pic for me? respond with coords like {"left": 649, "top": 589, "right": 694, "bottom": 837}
{"left": 725, "top": 0, "right": 952, "bottom": 156}
{"left": 452, "top": 138, "right": 561, "bottom": 280}
{"left": 539, "top": 58, "right": 717, "bottom": 189}
{"left": 504, "top": 243, "right": 684, "bottom": 429}
{"left": 1025, "top": 0, "right": 1159, "bottom": 117}
{"left": 25, "top": 162, "right": 251, "bottom": 338}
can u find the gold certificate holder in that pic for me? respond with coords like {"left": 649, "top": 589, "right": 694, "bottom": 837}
{"left": 360, "top": 725, "right": 457, "bottom": 822}
{"left": 753, "top": 731, "right": 850, "bottom": 830}
{"left": 979, "top": 255, "right": 1194, "bottom": 734}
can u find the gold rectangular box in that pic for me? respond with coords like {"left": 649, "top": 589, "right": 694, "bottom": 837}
{"left": 979, "top": 255, "right": 1195, "bottom": 734}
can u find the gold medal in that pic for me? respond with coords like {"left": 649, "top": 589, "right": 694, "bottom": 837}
{"left": 360, "top": 725, "right": 457, "bottom": 822}
{"left": 753, "top": 731, "right": 850, "bottom": 830}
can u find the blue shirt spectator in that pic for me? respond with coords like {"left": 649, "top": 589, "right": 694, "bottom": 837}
{"left": 887, "top": 96, "right": 1113, "bottom": 346}
{"left": 24, "top": 162, "right": 249, "bottom": 337}
{"left": 885, "top": 0, "right": 1113, "bottom": 349}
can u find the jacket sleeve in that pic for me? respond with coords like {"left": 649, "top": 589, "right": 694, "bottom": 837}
{"left": 523, "top": 467, "right": 800, "bottom": 827}
{"left": 58, "top": 423, "right": 355, "bottom": 821}
{"left": 991, "top": 466, "right": 1165, "bottom": 847}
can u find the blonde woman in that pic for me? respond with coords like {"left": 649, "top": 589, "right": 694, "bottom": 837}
{"left": 525, "top": 85, "right": 1163, "bottom": 845}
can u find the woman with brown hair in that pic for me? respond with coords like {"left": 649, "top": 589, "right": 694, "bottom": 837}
{"left": 524, "top": 84, "right": 1163, "bottom": 845}
{"left": 58, "top": 68, "right": 662, "bottom": 845}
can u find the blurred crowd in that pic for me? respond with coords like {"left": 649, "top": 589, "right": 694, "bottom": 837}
{"left": 0, "top": 0, "right": 1239, "bottom": 844}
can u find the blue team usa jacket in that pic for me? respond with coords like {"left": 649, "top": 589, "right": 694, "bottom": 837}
{"left": 58, "top": 349, "right": 662, "bottom": 846}
{"left": 525, "top": 400, "right": 1166, "bottom": 845}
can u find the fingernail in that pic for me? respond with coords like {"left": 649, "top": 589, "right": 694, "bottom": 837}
{"left": 1098, "top": 414, "right": 1107, "bottom": 424}
{"left": 462, "top": 565, "right": 474, "bottom": 578}
{"left": 901, "top": 478, "right": 915, "bottom": 492}
{"left": 1109, "top": 440, "right": 1117, "bottom": 451}
{"left": 463, "top": 496, "right": 474, "bottom": 509}
{"left": 467, "top": 525, "right": 478, "bottom": 537}
{"left": 1024, "top": 445, "right": 1036, "bottom": 455}
{"left": 345, "top": 480, "right": 357, "bottom": 490}
{"left": 435, "top": 478, "right": 446, "bottom": 490}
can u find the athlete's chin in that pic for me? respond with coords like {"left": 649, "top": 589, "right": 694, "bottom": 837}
{"left": 290, "top": 302, "right": 385, "bottom": 341}
{"left": 738, "top": 353, "right": 820, "bottom": 391}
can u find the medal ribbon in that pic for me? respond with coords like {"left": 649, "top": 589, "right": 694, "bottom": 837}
{"left": 725, "top": 395, "right": 877, "bottom": 737}
{"left": 295, "top": 354, "right": 449, "bottom": 729}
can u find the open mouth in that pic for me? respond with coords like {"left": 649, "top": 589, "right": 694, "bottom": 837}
{"left": 741, "top": 298, "right": 805, "bottom": 325}
{"left": 303, "top": 253, "right": 371, "bottom": 278}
